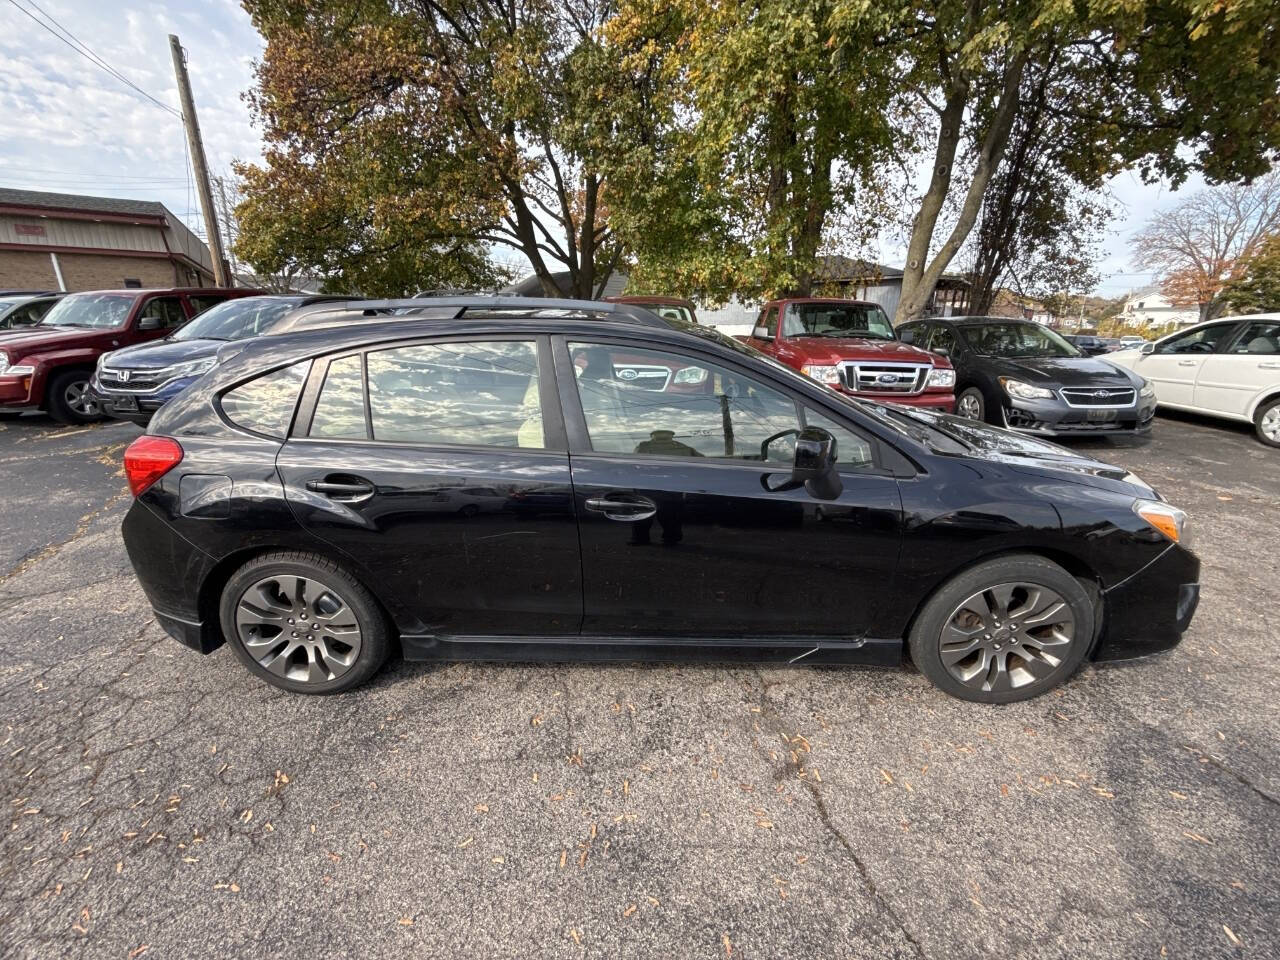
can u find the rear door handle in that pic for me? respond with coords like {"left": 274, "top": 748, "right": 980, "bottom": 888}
{"left": 585, "top": 495, "right": 658, "bottom": 521}
{"left": 306, "top": 476, "right": 376, "bottom": 503}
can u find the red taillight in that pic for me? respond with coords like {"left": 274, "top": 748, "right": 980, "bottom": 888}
{"left": 123, "top": 436, "right": 184, "bottom": 496}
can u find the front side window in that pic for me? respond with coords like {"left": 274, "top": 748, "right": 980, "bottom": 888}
{"left": 958, "top": 322, "right": 1079, "bottom": 358}
{"left": 783, "top": 303, "right": 894, "bottom": 341}
{"left": 803, "top": 406, "right": 874, "bottom": 466}
{"left": 1156, "top": 322, "right": 1236, "bottom": 355}
{"left": 759, "top": 307, "right": 779, "bottom": 338}
{"left": 366, "top": 340, "right": 543, "bottom": 448}
{"left": 38, "top": 293, "right": 134, "bottom": 328}
{"left": 220, "top": 361, "right": 311, "bottom": 438}
{"left": 1229, "top": 321, "right": 1280, "bottom": 355}
{"left": 927, "top": 324, "right": 958, "bottom": 354}
{"left": 569, "top": 342, "right": 800, "bottom": 460}
{"left": 139, "top": 297, "right": 186, "bottom": 328}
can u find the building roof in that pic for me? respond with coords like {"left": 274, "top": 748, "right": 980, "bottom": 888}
{"left": 0, "top": 187, "right": 169, "bottom": 220}
{"left": 814, "top": 256, "right": 903, "bottom": 281}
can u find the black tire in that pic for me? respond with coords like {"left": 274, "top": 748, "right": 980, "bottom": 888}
{"left": 219, "top": 551, "right": 391, "bottom": 694}
{"left": 908, "top": 554, "right": 1096, "bottom": 704}
{"left": 1254, "top": 397, "right": 1280, "bottom": 448}
{"left": 46, "top": 368, "right": 102, "bottom": 424}
{"left": 955, "top": 386, "right": 987, "bottom": 423}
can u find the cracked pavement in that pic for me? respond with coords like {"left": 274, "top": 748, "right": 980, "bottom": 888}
{"left": 0, "top": 409, "right": 1277, "bottom": 959}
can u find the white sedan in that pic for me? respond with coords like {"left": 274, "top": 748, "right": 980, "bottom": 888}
{"left": 1106, "top": 313, "right": 1280, "bottom": 447}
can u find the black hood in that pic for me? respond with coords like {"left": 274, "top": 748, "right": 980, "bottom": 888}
{"left": 983, "top": 354, "right": 1141, "bottom": 388}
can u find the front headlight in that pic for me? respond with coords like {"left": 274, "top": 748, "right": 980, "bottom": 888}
{"left": 1133, "top": 499, "right": 1190, "bottom": 547}
{"left": 673, "top": 365, "right": 708, "bottom": 385}
{"left": 800, "top": 364, "right": 840, "bottom": 385}
{"left": 169, "top": 357, "right": 217, "bottom": 379}
{"left": 1139, "top": 379, "right": 1155, "bottom": 399}
{"left": 999, "top": 377, "right": 1054, "bottom": 400}
{"left": 927, "top": 367, "right": 955, "bottom": 388}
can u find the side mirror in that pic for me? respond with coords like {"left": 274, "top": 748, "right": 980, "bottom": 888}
{"left": 752, "top": 325, "right": 772, "bottom": 339}
{"left": 137, "top": 316, "right": 163, "bottom": 331}
{"left": 934, "top": 346, "right": 950, "bottom": 357}
{"left": 1140, "top": 342, "right": 1155, "bottom": 355}
{"left": 793, "top": 427, "right": 842, "bottom": 500}
{"left": 898, "top": 329, "right": 915, "bottom": 344}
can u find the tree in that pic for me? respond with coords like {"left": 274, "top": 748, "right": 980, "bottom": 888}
{"left": 236, "top": 0, "right": 640, "bottom": 298}
{"left": 1134, "top": 170, "right": 1280, "bottom": 321}
{"left": 1220, "top": 233, "right": 1280, "bottom": 313}
{"left": 851, "top": 0, "right": 1280, "bottom": 323}
{"left": 603, "top": 0, "right": 897, "bottom": 301}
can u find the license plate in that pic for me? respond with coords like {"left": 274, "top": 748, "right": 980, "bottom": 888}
{"left": 1086, "top": 408, "right": 1116, "bottom": 422}
{"left": 113, "top": 395, "right": 138, "bottom": 413}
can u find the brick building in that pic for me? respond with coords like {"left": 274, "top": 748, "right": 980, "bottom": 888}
{"left": 0, "top": 187, "right": 215, "bottom": 291}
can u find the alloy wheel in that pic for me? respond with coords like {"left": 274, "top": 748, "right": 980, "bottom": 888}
{"left": 1261, "top": 405, "right": 1280, "bottom": 443}
{"left": 957, "top": 392, "right": 982, "bottom": 419}
{"left": 938, "top": 582, "right": 1076, "bottom": 693}
{"left": 234, "top": 575, "right": 363, "bottom": 684}
{"left": 64, "top": 379, "right": 98, "bottom": 416}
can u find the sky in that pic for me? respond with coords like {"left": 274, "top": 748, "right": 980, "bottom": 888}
{"left": 0, "top": 0, "right": 1202, "bottom": 300}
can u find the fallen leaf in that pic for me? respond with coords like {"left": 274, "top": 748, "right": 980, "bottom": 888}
{"left": 723, "top": 933, "right": 733, "bottom": 957}
{"left": 623, "top": 903, "right": 637, "bottom": 918}
{"left": 128, "top": 946, "right": 149, "bottom": 959}
{"left": 1223, "top": 924, "right": 1242, "bottom": 946}
{"left": 398, "top": 917, "right": 415, "bottom": 926}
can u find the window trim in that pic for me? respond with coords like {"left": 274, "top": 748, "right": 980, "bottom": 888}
{"left": 291, "top": 333, "right": 566, "bottom": 452}
{"left": 551, "top": 334, "right": 896, "bottom": 475}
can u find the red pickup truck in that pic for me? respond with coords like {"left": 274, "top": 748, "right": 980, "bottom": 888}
{"left": 0, "top": 287, "right": 257, "bottom": 423}
{"left": 741, "top": 297, "right": 955, "bottom": 411}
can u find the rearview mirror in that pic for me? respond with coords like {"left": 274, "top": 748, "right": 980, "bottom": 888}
{"left": 1140, "top": 342, "right": 1155, "bottom": 355}
{"left": 137, "top": 316, "right": 163, "bottom": 331}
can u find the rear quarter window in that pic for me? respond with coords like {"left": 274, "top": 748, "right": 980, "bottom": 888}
{"left": 219, "top": 361, "right": 311, "bottom": 438}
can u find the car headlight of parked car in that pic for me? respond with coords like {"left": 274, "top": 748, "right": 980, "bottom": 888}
{"left": 927, "top": 368, "right": 955, "bottom": 388}
{"left": 999, "top": 377, "right": 1054, "bottom": 401}
{"left": 800, "top": 364, "right": 840, "bottom": 385}
{"left": 1133, "top": 499, "right": 1191, "bottom": 548}
{"left": 169, "top": 357, "right": 218, "bottom": 379}
{"left": 673, "top": 365, "right": 708, "bottom": 385}
{"left": 1139, "top": 379, "right": 1155, "bottom": 399}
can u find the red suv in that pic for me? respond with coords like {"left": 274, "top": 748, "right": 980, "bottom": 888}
{"left": 742, "top": 298, "right": 955, "bottom": 411}
{"left": 0, "top": 287, "right": 258, "bottom": 423}
{"left": 603, "top": 295, "right": 700, "bottom": 325}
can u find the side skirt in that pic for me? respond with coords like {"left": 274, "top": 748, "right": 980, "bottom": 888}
{"left": 399, "top": 634, "right": 904, "bottom": 668}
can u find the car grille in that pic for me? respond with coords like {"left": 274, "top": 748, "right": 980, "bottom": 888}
{"left": 610, "top": 363, "right": 671, "bottom": 391}
{"left": 1060, "top": 387, "right": 1136, "bottom": 407}
{"left": 839, "top": 362, "right": 929, "bottom": 395}
{"left": 98, "top": 368, "right": 166, "bottom": 392}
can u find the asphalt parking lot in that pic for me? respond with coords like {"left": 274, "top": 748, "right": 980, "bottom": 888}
{"left": 0, "top": 410, "right": 1277, "bottom": 959}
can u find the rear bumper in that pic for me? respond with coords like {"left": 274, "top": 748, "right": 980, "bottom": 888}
{"left": 1095, "top": 544, "right": 1200, "bottom": 661}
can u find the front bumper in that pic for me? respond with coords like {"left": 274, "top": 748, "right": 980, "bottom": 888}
{"left": 0, "top": 374, "right": 34, "bottom": 407}
{"left": 1001, "top": 394, "right": 1157, "bottom": 436}
{"left": 836, "top": 387, "right": 955, "bottom": 412}
{"left": 90, "top": 374, "right": 195, "bottom": 424}
{"left": 1095, "top": 543, "right": 1200, "bottom": 660}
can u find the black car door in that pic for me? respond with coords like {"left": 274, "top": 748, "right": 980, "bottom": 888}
{"left": 275, "top": 335, "right": 583, "bottom": 637}
{"left": 555, "top": 336, "right": 904, "bottom": 639}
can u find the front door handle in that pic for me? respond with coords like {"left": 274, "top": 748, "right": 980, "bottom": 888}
{"left": 1258, "top": 361, "right": 1280, "bottom": 370}
{"left": 1177, "top": 359, "right": 1199, "bottom": 367}
{"left": 585, "top": 495, "right": 658, "bottom": 521}
{"left": 306, "top": 476, "right": 376, "bottom": 503}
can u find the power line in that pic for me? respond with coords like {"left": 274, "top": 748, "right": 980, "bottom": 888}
{"left": 3, "top": 0, "right": 181, "bottom": 118}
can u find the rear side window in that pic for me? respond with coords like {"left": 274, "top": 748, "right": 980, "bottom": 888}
{"left": 365, "top": 340, "right": 544, "bottom": 448}
{"left": 220, "top": 361, "right": 310, "bottom": 438}
{"left": 310, "top": 355, "right": 368, "bottom": 439}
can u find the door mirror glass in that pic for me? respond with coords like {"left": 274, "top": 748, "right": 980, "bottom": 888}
{"left": 933, "top": 346, "right": 950, "bottom": 356}
{"left": 137, "top": 316, "right": 163, "bottom": 331}
{"left": 898, "top": 329, "right": 915, "bottom": 344}
{"left": 753, "top": 325, "right": 771, "bottom": 339}
{"left": 1140, "top": 341, "right": 1155, "bottom": 355}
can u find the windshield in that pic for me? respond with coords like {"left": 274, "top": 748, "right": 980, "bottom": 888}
{"left": 39, "top": 293, "right": 134, "bottom": 329}
{"left": 784, "top": 303, "right": 894, "bottom": 340}
{"left": 959, "top": 321, "right": 1080, "bottom": 358}
{"left": 172, "top": 297, "right": 300, "bottom": 342}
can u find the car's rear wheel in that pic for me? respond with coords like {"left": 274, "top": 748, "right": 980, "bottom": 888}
{"left": 908, "top": 555, "right": 1095, "bottom": 703}
{"left": 46, "top": 369, "right": 102, "bottom": 424}
{"left": 1254, "top": 398, "right": 1280, "bottom": 448}
{"left": 956, "top": 386, "right": 986, "bottom": 422}
{"left": 219, "top": 551, "right": 391, "bottom": 694}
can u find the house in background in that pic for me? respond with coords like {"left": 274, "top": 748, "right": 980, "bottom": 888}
{"left": 0, "top": 187, "right": 215, "bottom": 291}
{"left": 502, "top": 269, "right": 628, "bottom": 299}
{"left": 1121, "top": 285, "right": 1199, "bottom": 327}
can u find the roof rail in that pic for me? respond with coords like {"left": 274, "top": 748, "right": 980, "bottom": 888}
{"left": 274, "top": 295, "right": 669, "bottom": 334}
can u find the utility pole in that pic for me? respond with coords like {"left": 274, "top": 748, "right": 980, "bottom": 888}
{"left": 169, "top": 34, "right": 231, "bottom": 287}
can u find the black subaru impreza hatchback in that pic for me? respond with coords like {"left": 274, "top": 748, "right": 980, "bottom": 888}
{"left": 120, "top": 297, "right": 1199, "bottom": 704}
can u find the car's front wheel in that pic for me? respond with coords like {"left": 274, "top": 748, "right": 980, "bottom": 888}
{"left": 908, "top": 555, "right": 1096, "bottom": 703}
{"left": 46, "top": 369, "right": 102, "bottom": 424}
{"left": 955, "top": 386, "right": 986, "bottom": 423}
{"left": 219, "top": 551, "right": 391, "bottom": 694}
{"left": 1254, "top": 397, "right": 1280, "bottom": 448}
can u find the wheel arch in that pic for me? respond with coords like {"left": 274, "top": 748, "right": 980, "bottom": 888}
{"left": 1247, "top": 388, "right": 1280, "bottom": 421}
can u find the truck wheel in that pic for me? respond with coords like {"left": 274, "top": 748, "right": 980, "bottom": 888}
{"left": 46, "top": 369, "right": 102, "bottom": 424}
{"left": 956, "top": 387, "right": 986, "bottom": 422}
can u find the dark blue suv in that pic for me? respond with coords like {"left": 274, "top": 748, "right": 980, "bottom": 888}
{"left": 91, "top": 295, "right": 345, "bottom": 425}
